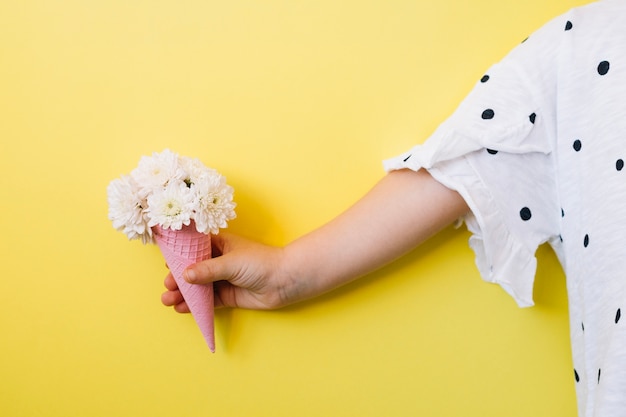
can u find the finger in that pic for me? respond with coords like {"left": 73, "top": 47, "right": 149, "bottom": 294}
{"left": 183, "top": 253, "right": 241, "bottom": 285}
{"left": 161, "top": 289, "right": 191, "bottom": 313}
{"left": 163, "top": 272, "right": 178, "bottom": 291}
{"left": 182, "top": 233, "right": 237, "bottom": 284}
{"left": 161, "top": 289, "right": 185, "bottom": 307}
{"left": 173, "top": 301, "right": 190, "bottom": 314}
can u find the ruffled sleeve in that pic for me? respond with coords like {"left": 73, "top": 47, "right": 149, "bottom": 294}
{"left": 383, "top": 13, "right": 569, "bottom": 307}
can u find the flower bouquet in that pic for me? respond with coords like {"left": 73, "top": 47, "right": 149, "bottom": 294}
{"left": 107, "top": 149, "right": 236, "bottom": 352}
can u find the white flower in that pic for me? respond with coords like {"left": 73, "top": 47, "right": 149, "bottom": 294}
{"left": 130, "top": 149, "right": 186, "bottom": 198}
{"left": 179, "top": 156, "right": 217, "bottom": 186}
{"left": 107, "top": 175, "right": 153, "bottom": 244}
{"left": 191, "top": 172, "right": 237, "bottom": 235}
{"left": 107, "top": 149, "right": 236, "bottom": 243}
{"left": 145, "top": 180, "right": 195, "bottom": 231}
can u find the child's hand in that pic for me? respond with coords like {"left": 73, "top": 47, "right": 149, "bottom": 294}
{"left": 161, "top": 233, "right": 294, "bottom": 311}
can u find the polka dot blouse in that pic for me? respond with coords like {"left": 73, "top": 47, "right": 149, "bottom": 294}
{"left": 384, "top": 1, "right": 626, "bottom": 415}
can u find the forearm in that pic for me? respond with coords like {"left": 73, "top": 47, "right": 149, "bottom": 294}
{"left": 176, "top": 168, "right": 469, "bottom": 310}
{"left": 281, "top": 168, "right": 469, "bottom": 301}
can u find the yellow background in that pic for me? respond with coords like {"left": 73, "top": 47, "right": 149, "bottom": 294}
{"left": 0, "top": 0, "right": 591, "bottom": 416}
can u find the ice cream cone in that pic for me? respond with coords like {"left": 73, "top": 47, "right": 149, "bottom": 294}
{"left": 153, "top": 223, "right": 215, "bottom": 352}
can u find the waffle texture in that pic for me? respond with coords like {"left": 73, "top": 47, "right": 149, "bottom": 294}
{"left": 153, "top": 224, "right": 215, "bottom": 352}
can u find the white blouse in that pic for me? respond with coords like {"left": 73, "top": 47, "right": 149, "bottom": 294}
{"left": 384, "top": 1, "right": 626, "bottom": 415}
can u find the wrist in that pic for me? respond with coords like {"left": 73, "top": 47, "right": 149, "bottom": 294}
{"left": 272, "top": 243, "right": 315, "bottom": 307}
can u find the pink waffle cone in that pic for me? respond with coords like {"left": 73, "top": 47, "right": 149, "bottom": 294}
{"left": 153, "top": 223, "right": 215, "bottom": 352}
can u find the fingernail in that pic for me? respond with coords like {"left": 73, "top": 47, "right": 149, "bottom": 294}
{"left": 185, "top": 269, "right": 196, "bottom": 282}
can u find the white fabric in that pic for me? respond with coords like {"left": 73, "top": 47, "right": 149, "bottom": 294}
{"left": 383, "top": 1, "right": 626, "bottom": 415}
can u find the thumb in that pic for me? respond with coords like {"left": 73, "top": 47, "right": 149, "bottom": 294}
{"left": 183, "top": 255, "right": 238, "bottom": 285}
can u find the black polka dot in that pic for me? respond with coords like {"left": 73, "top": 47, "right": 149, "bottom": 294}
{"left": 616, "top": 308, "right": 622, "bottom": 324}
{"left": 520, "top": 207, "right": 532, "bottom": 221}
{"left": 573, "top": 140, "right": 582, "bottom": 152}
{"left": 561, "top": 208, "right": 565, "bottom": 217}
{"left": 565, "top": 21, "right": 573, "bottom": 31}
{"left": 482, "top": 109, "right": 495, "bottom": 120}
{"left": 581, "top": 322, "right": 584, "bottom": 332}
{"left": 486, "top": 149, "right": 498, "bottom": 155}
{"left": 598, "top": 369, "right": 601, "bottom": 383}
{"left": 584, "top": 234, "right": 590, "bottom": 248}
{"left": 480, "top": 75, "right": 490, "bottom": 83}
{"left": 574, "top": 369, "right": 580, "bottom": 383}
{"left": 529, "top": 113, "right": 536, "bottom": 124}
{"left": 598, "top": 61, "right": 610, "bottom": 76}
{"left": 617, "top": 159, "right": 624, "bottom": 171}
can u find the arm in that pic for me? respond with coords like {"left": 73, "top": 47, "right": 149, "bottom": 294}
{"left": 162, "top": 168, "right": 469, "bottom": 311}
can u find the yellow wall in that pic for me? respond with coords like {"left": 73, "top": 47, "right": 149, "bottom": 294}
{"left": 0, "top": 0, "right": 592, "bottom": 416}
